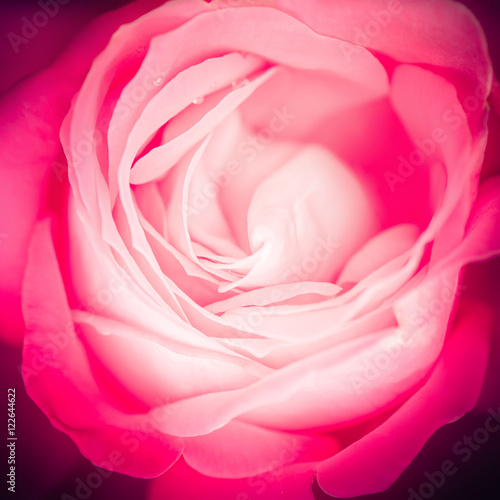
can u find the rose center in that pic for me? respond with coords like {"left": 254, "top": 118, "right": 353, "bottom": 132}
{"left": 218, "top": 145, "right": 378, "bottom": 291}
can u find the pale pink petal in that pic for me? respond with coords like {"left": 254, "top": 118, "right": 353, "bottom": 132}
{"left": 316, "top": 300, "right": 493, "bottom": 497}
{"left": 272, "top": 0, "right": 492, "bottom": 101}
{"left": 127, "top": 54, "right": 268, "bottom": 185}
{"left": 218, "top": 135, "right": 301, "bottom": 254}
{"left": 206, "top": 282, "right": 341, "bottom": 315}
{"left": 183, "top": 419, "right": 338, "bottom": 478}
{"left": 72, "top": 311, "right": 270, "bottom": 380}
{"left": 237, "top": 65, "right": 389, "bottom": 143}
{"left": 150, "top": 329, "right": 403, "bottom": 437}
{"left": 150, "top": 180, "right": 500, "bottom": 435}
{"left": 67, "top": 195, "right": 244, "bottom": 358}
{"left": 241, "top": 145, "right": 377, "bottom": 287}
{"left": 338, "top": 224, "right": 420, "bottom": 285}
{"left": 133, "top": 183, "right": 168, "bottom": 238}
{"left": 112, "top": 5, "right": 388, "bottom": 278}
{"left": 75, "top": 314, "right": 263, "bottom": 408}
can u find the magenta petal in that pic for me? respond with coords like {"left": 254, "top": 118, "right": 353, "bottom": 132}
{"left": 21, "top": 220, "right": 183, "bottom": 478}
{"left": 148, "top": 457, "right": 316, "bottom": 500}
{"left": 0, "top": 75, "right": 68, "bottom": 344}
{"left": 0, "top": 0, "right": 164, "bottom": 345}
{"left": 316, "top": 301, "right": 492, "bottom": 497}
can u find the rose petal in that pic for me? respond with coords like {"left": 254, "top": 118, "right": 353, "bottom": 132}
{"left": 0, "top": 0, "right": 164, "bottom": 344}
{"left": 206, "top": 282, "right": 341, "bottom": 315}
{"left": 273, "top": 0, "right": 492, "bottom": 100}
{"left": 390, "top": 64, "right": 486, "bottom": 265}
{"left": 74, "top": 311, "right": 263, "bottom": 409}
{"left": 21, "top": 219, "right": 183, "bottom": 477}
{"left": 338, "top": 224, "right": 420, "bottom": 285}
{"left": 148, "top": 457, "right": 316, "bottom": 500}
{"left": 127, "top": 53, "right": 268, "bottom": 185}
{"left": 183, "top": 419, "right": 339, "bottom": 478}
{"left": 316, "top": 300, "right": 493, "bottom": 497}
{"left": 148, "top": 179, "right": 500, "bottom": 435}
{"left": 66, "top": 194, "right": 250, "bottom": 359}
{"left": 219, "top": 145, "right": 378, "bottom": 291}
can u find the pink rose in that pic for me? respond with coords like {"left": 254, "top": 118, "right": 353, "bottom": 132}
{"left": 1, "top": 0, "right": 500, "bottom": 499}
